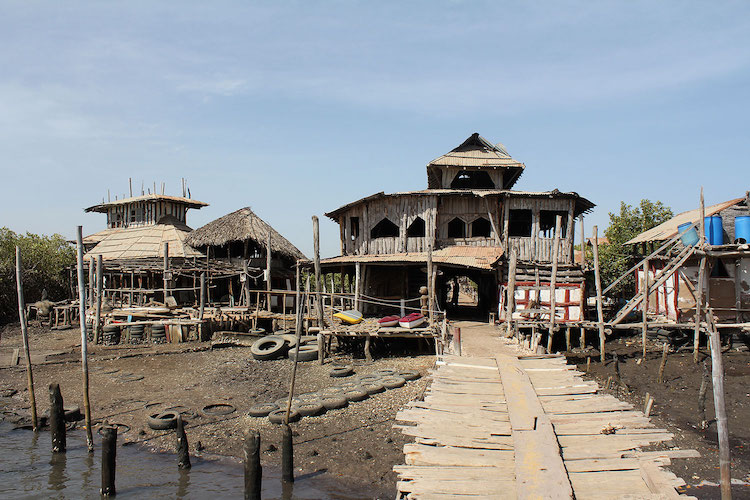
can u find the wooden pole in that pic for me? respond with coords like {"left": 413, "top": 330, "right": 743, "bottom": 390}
{"left": 199, "top": 272, "right": 206, "bottom": 320}
{"left": 242, "top": 261, "right": 249, "bottom": 308}
{"left": 244, "top": 429, "right": 262, "bottom": 500}
{"left": 49, "top": 383, "right": 66, "bottom": 452}
{"left": 641, "top": 258, "right": 649, "bottom": 359}
{"left": 15, "top": 246, "right": 38, "bottom": 430}
{"left": 76, "top": 226, "right": 94, "bottom": 452}
{"left": 163, "top": 242, "right": 169, "bottom": 303}
{"left": 101, "top": 426, "right": 117, "bottom": 496}
{"left": 699, "top": 187, "right": 706, "bottom": 246}
{"left": 312, "top": 216, "right": 324, "bottom": 364}
{"left": 427, "top": 243, "right": 434, "bottom": 326}
{"left": 88, "top": 255, "right": 94, "bottom": 308}
{"left": 592, "top": 225, "right": 606, "bottom": 362}
{"left": 657, "top": 343, "right": 668, "bottom": 383}
{"left": 282, "top": 423, "right": 293, "bottom": 483}
{"left": 354, "top": 262, "right": 361, "bottom": 311}
{"left": 95, "top": 255, "right": 103, "bottom": 344}
{"left": 579, "top": 216, "right": 586, "bottom": 268}
{"left": 698, "top": 360, "right": 710, "bottom": 430}
{"left": 707, "top": 312, "right": 732, "bottom": 499}
{"left": 266, "top": 233, "right": 272, "bottom": 312}
{"left": 547, "top": 215, "right": 562, "bottom": 353}
{"left": 506, "top": 248, "right": 517, "bottom": 337}
{"left": 694, "top": 256, "right": 706, "bottom": 363}
{"left": 285, "top": 262, "right": 304, "bottom": 423}
{"left": 176, "top": 415, "right": 191, "bottom": 469}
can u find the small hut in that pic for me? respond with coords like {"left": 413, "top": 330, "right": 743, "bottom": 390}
{"left": 186, "top": 207, "right": 306, "bottom": 307}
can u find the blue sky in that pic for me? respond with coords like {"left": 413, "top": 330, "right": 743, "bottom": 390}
{"left": 1, "top": 1, "right": 748, "bottom": 257}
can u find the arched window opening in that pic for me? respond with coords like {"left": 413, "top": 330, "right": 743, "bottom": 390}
{"left": 407, "top": 217, "right": 426, "bottom": 237}
{"left": 471, "top": 217, "right": 491, "bottom": 237}
{"left": 447, "top": 217, "right": 466, "bottom": 238}
{"left": 370, "top": 218, "right": 399, "bottom": 239}
{"left": 450, "top": 170, "right": 495, "bottom": 189}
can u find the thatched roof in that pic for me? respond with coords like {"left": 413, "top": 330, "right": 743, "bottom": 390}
{"left": 84, "top": 216, "right": 204, "bottom": 261}
{"left": 186, "top": 207, "right": 306, "bottom": 261}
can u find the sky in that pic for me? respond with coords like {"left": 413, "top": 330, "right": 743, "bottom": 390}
{"left": 1, "top": 1, "right": 749, "bottom": 258}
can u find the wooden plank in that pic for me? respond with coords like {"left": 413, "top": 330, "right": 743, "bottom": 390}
{"left": 403, "top": 443, "right": 514, "bottom": 466}
{"left": 639, "top": 460, "right": 682, "bottom": 499}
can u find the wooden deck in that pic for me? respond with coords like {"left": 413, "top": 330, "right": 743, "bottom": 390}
{"left": 394, "top": 324, "right": 697, "bottom": 499}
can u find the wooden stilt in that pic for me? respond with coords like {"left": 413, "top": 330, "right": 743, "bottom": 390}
{"left": 49, "top": 383, "right": 66, "bottom": 452}
{"left": 505, "top": 248, "right": 517, "bottom": 338}
{"left": 547, "top": 215, "right": 561, "bottom": 353}
{"left": 641, "top": 258, "right": 649, "bottom": 359}
{"left": 101, "top": 425, "right": 117, "bottom": 496}
{"left": 95, "top": 255, "right": 103, "bottom": 344}
{"left": 706, "top": 310, "right": 732, "bottom": 499}
{"left": 266, "top": 233, "right": 272, "bottom": 312}
{"left": 244, "top": 429, "right": 262, "bottom": 500}
{"left": 592, "top": 226, "right": 606, "bottom": 362}
{"left": 312, "top": 216, "right": 324, "bottom": 365}
{"left": 694, "top": 256, "right": 706, "bottom": 363}
{"left": 76, "top": 227, "right": 94, "bottom": 452}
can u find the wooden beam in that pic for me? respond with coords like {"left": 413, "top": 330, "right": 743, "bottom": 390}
{"left": 592, "top": 226, "right": 606, "bottom": 362}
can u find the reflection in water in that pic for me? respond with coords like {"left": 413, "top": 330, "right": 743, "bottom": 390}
{"left": 81, "top": 449, "right": 94, "bottom": 493}
{"left": 282, "top": 481, "right": 294, "bottom": 500}
{"left": 176, "top": 469, "right": 190, "bottom": 499}
{"left": 48, "top": 451, "right": 68, "bottom": 494}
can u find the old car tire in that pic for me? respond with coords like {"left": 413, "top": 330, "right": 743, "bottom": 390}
{"left": 268, "top": 408, "right": 300, "bottom": 424}
{"left": 381, "top": 376, "right": 407, "bottom": 389}
{"left": 375, "top": 369, "right": 398, "bottom": 377}
{"left": 287, "top": 344, "right": 318, "bottom": 362}
{"left": 356, "top": 374, "right": 381, "bottom": 384}
{"left": 360, "top": 382, "right": 386, "bottom": 395}
{"left": 247, "top": 403, "right": 279, "bottom": 417}
{"left": 321, "top": 396, "right": 348, "bottom": 410}
{"left": 343, "top": 389, "right": 369, "bottom": 402}
{"left": 296, "top": 401, "right": 326, "bottom": 417}
{"left": 147, "top": 411, "right": 178, "bottom": 430}
{"left": 251, "top": 336, "right": 287, "bottom": 360}
{"left": 330, "top": 365, "right": 354, "bottom": 378}
{"left": 399, "top": 370, "right": 421, "bottom": 381}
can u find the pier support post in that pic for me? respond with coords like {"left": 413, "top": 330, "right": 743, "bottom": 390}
{"left": 101, "top": 425, "right": 117, "bottom": 496}
{"left": 282, "top": 423, "right": 294, "bottom": 483}
{"left": 49, "top": 383, "right": 66, "bottom": 453}
{"left": 15, "top": 246, "right": 38, "bottom": 430}
{"left": 176, "top": 415, "right": 191, "bottom": 470}
{"left": 244, "top": 429, "right": 262, "bottom": 500}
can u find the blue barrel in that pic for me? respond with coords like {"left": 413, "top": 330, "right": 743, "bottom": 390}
{"left": 678, "top": 222, "right": 699, "bottom": 246}
{"left": 704, "top": 216, "right": 713, "bottom": 242}
{"left": 710, "top": 215, "right": 724, "bottom": 245}
{"left": 735, "top": 215, "right": 750, "bottom": 244}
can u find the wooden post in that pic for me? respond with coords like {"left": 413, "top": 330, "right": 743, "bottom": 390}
{"left": 242, "top": 260, "right": 249, "bottom": 308}
{"left": 88, "top": 255, "right": 94, "bottom": 308}
{"left": 592, "top": 226, "right": 606, "bottom": 362}
{"left": 285, "top": 261, "right": 303, "bottom": 424}
{"left": 698, "top": 360, "right": 710, "bottom": 430}
{"left": 565, "top": 327, "right": 571, "bottom": 353}
{"left": 76, "top": 227, "right": 94, "bottom": 452}
{"left": 312, "top": 217, "right": 324, "bottom": 365}
{"left": 547, "top": 215, "right": 562, "bottom": 352}
{"left": 427, "top": 243, "right": 434, "bottom": 326}
{"left": 699, "top": 187, "right": 706, "bottom": 246}
{"left": 707, "top": 314, "right": 732, "bottom": 498}
{"left": 641, "top": 259, "right": 649, "bottom": 359}
{"left": 657, "top": 343, "right": 668, "bottom": 383}
{"left": 282, "top": 423, "right": 293, "bottom": 483}
{"left": 101, "top": 425, "right": 117, "bottom": 496}
{"left": 244, "top": 429, "right": 262, "bottom": 500}
{"left": 354, "top": 262, "right": 361, "bottom": 311}
{"left": 49, "top": 383, "right": 66, "bottom": 452}
{"left": 199, "top": 272, "right": 206, "bottom": 320}
{"left": 163, "top": 242, "right": 169, "bottom": 303}
{"left": 694, "top": 256, "right": 706, "bottom": 363}
{"left": 95, "top": 255, "right": 103, "bottom": 344}
{"left": 15, "top": 247, "right": 38, "bottom": 430}
{"left": 266, "top": 233, "right": 272, "bottom": 312}
{"left": 579, "top": 216, "right": 586, "bottom": 268}
{"left": 176, "top": 415, "right": 191, "bottom": 469}
{"left": 505, "top": 248, "right": 517, "bottom": 337}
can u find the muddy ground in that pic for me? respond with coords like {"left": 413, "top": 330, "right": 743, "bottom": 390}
{"left": 568, "top": 335, "right": 750, "bottom": 498}
{"left": 0, "top": 323, "right": 434, "bottom": 499}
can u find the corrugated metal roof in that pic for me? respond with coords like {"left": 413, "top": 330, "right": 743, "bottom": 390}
{"left": 85, "top": 194, "right": 208, "bottom": 213}
{"left": 84, "top": 220, "right": 205, "bottom": 261}
{"left": 320, "top": 246, "right": 504, "bottom": 270}
{"left": 626, "top": 198, "right": 744, "bottom": 245}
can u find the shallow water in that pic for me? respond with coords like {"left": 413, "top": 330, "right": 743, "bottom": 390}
{"left": 0, "top": 423, "right": 372, "bottom": 499}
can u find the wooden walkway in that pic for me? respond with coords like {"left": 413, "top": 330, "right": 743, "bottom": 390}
{"left": 394, "top": 325, "right": 697, "bottom": 499}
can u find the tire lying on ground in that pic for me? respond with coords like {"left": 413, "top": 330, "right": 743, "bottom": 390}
{"left": 329, "top": 365, "right": 354, "bottom": 378}
{"left": 147, "top": 411, "right": 178, "bottom": 430}
{"left": 275, "top": 397, "right": 302, "bottom": 409}
{"left": 375, "top": 369, "right": 398, "bottom": 377}
{"left": 296, "top": 401, "right": 326, "bottom": 417}
{"left": 268, "top": 408, "right": 300, "bottom": 424}
{"left": 399, "top": 370, "right": 421, "bottom": 381}
{"left": 343, "top": 389, "right": 369, "bottom": 402}
{"left": 338, "top": 381, "right": 363, "bottom": 392}
{"left": 360, "top": 381, "right": 386, "bottom": 395}
{"left": 247, "top": 403, "right": 279, "bottom": 417}
{"left": 287, "top": 344, "right": 318, "bottom": 362}
{"left": 321, "top": 396, "right": 348, "bottom": 410}
{"left": 278, "top": 334, "right": 298, "bottom": 349}
{"left": 318, "top": 386, "right": 345, "bottom": 397}
{"left": 297, "top": 392, "right": 321, "bottom": 402}
{"left": 356, "top": 374, "right": 381, "bottom": 384}
{"left": 381, "top": 376, "right": 407, "bottom": 389}
{"left": 251, "top": 336, "right": 288, "bottom": 361}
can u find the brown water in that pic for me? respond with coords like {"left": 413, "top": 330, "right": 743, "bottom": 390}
{"left": 0, "top": 423, "right": 373, "bottom": 499}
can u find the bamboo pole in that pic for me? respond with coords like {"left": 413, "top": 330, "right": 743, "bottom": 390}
{"left": 579, "top": 216, "right": 586, "bottom": 268}
{"left": 592, "top": 226, "right": 606, "bottom": 362}
{"left": 199, "top": 272, "right": 206, "bottom": 320}
{"left": 285, "top": 262, "right": 303, "bottom": 424}
{"left": 694, "top": 256, "right": 706, "bottom": 363}
{"left": 641, "top": 258, "right": 649, "bottom": 359}
{"left": 505, "top": 248, "right": 517, "bottom": 337}
{"left": 699, "top": 187, "right": 706, "bottom": 245}
{"left": 95, "top": 255, "right": 103, "bottom": 344}
{"left": 427, "top": 243, "right": 434, "bottom": 326}
{"left": 354, "top": 262, "right": 361, "bottom": 311}
{"left": 15, "top": 246, "right": 37, "bottom": 430}
{"left": 547, "top": 215, "right": 562, "bottom": 353}
{"left": 163, "top": 242, "right": 169, "bottom": 303}
{"left": 76, "top": 226, "right": 94, "bottom": 452}
{"left": 706, "top": 310, "right": 732, "bottom": 499}
{"left": 312, "top": 216, "right": 324, "bottom": 363}
{"left": 266, "top": 233, "right": 272, "bottom": 312}
{"left": 88, "top": 255, "right": 94, "bottom": 308}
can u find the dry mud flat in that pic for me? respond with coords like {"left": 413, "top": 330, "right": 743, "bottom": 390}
{"left": 569, "top": 336, "right": 750, "bottom": 498}
{"left": 0, "top": 324, "right": 433, "bottom": 499}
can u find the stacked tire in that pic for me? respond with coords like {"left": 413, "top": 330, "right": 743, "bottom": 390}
{"left": 151, "top": 324, "right": 166, "bottom": 344}
{"left": 129, "top": 324, "right": 145, "bottom": 343}
{"left": 102, "top": 324, "right": 120, "bottom": 345}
